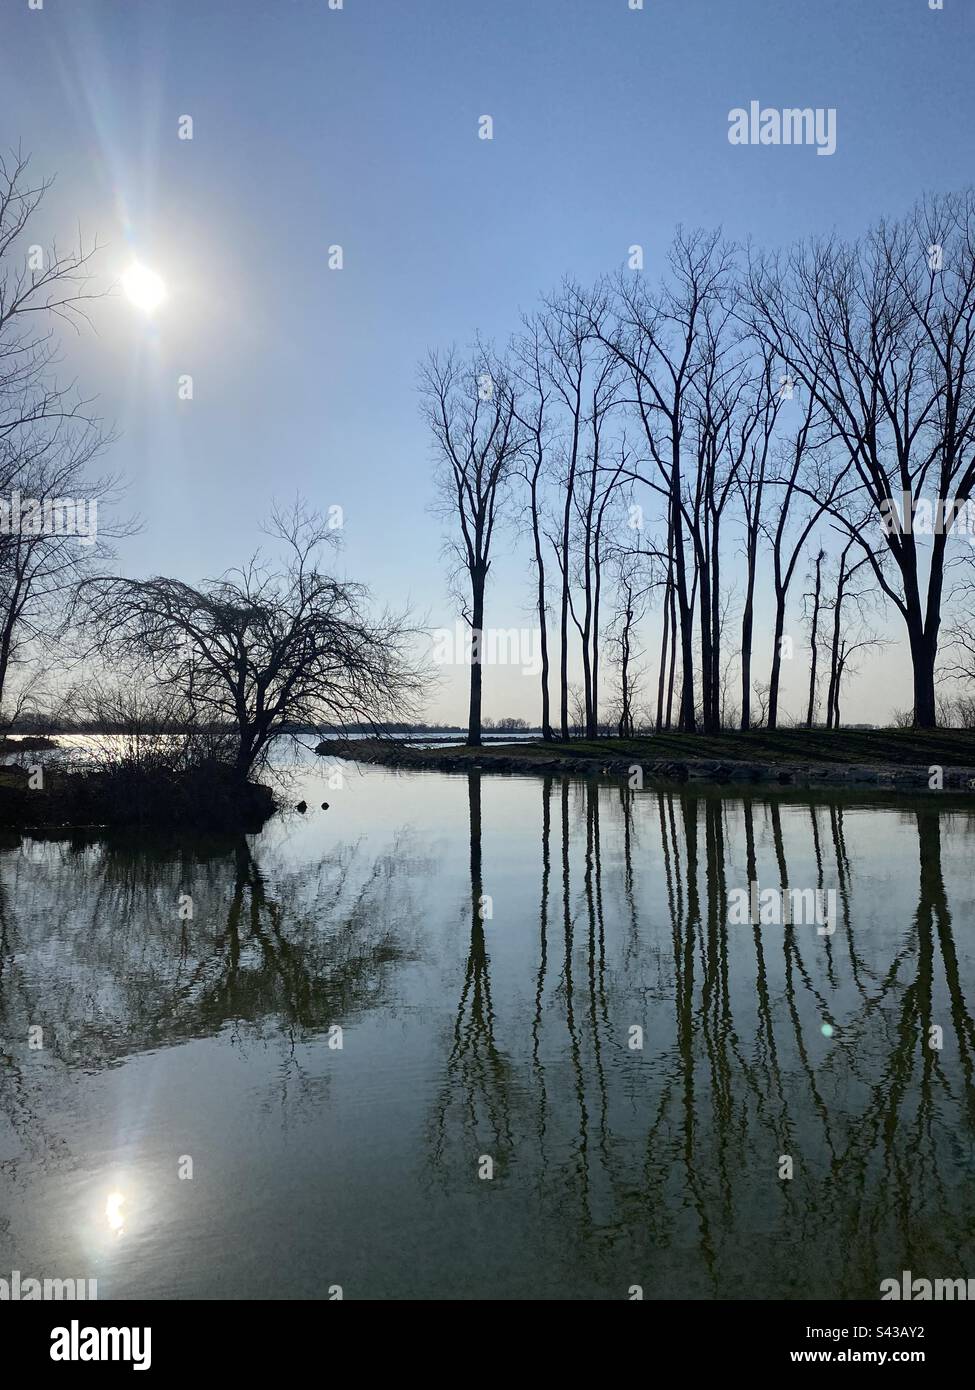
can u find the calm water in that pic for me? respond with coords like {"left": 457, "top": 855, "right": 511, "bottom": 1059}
{"left": 1, "top": 756, "right": 974, "bottom": 1300}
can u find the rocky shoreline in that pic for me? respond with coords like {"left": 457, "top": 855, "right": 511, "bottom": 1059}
{"left": 317, "top": 738, "right": 975, "bottom": 796}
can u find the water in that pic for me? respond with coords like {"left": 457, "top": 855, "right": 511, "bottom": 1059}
{"left": 1, "top": 755, "right": 974, "bottom": 1300}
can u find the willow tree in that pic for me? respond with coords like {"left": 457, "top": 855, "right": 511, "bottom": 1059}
{"left": 83, "top": 502, "right": 423, "bottom": 778}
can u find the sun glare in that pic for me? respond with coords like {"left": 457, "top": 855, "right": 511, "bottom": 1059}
{"left": 121, "top": 263, "right": 166, "bottom": 314}
{"left": 105, "top": 1190, "right": 126, "bottom": 1236}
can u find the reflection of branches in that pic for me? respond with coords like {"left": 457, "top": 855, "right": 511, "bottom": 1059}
{"left": 422, "top": 779, "right": 975, "bottom": 1297}
{"left": 0, "top": 826, "right": 426, "bottom": 1152}
{"left": 430, "top": 773, "right": 514, "bottom": 1181}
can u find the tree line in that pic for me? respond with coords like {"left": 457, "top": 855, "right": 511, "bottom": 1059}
{"left": 422, "top": 191, "right": 975, "bottom": 743}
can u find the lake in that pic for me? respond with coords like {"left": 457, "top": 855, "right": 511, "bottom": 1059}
{"left": 1, "top": 755, "right": 974, "bottom": 1300}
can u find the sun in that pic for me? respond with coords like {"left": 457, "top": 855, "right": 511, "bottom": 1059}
{"left": 121, "top": 262, "right": 166, "bottom": 314}
{"left": 105, "top": 1190, "right": 126, "bottom": 1236}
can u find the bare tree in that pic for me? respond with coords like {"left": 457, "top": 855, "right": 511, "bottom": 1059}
{"left": 655, "top": 532, "right": 678, "bottom": 730}
{"left": 684, "top": 300, "right": 761, "bottom": 731}
{"left": 0, "top": 149, "right": 114, "bottom": 722}
{"left": 536, "top": 283, "right": 607, "bottom": 739}
{"left": 568, "top": 423, "right": 627, "bottom": 737}
{"left": 0, "top": 425, "right": 129, "bottom": 721}
{"left": 802, "top": 548, "right": 826, "bottom": 727}
{"left": 511, "top": 316, "right": 555, "bottom": 739}
{"left": 762, "top": 385, "right": 845, "bottom": 728}
{"left": 420, "top": 346, "right": 522, "bottom": 746}
{"left": 588, "top": 232, "right": 735, "bottom": 732}
{"left": 747, "top": 192, "right": 975, "bottom": 727}
{"left": 82, "top": 502, "right": 424, "bottom": 778}
{"left": 752, "top": 679, "right": 771, "bottom": 729}
{"left": 0, "top": 149, "right": 102, "bottom": 442}
{"left": 605, "top": 548, "right": 650, "bottom": 737}
{"left": 822, "top": 539, "right": 884, "bottom": 729}
{"left": 942, "top": 557, "right": 975, "bottom": 696}
{"left": 737, "top": 346, "right": 782, "bottom": 728}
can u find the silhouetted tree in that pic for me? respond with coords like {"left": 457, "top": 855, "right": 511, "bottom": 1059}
{"left": 421, "top": 346, "right": 522, "bottom": 746}
{"left": 748, "top": 192, "right": 975, "bottom": 727}
{"left": 83, "top": 501, "right": 423, "bottom": 777}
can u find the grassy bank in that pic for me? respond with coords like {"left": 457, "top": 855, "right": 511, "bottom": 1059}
{"left": 319, "top": 729, "right": 975, "bottom": 794}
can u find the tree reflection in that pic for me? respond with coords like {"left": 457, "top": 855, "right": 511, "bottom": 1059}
{"left": 4, "top": 776, "right": 974, "bottom": 1299}
{"left": 429, "top": 776, "right": 975, "bottom": 1298}
{"left": 0, "top": 827, "right": 426, "bottom": 1163}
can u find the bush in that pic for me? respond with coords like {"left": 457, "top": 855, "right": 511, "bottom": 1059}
{"left": 0, "top": 751, "right": 275, "bottom": 830}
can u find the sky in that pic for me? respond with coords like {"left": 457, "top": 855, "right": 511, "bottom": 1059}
{"left": 2, "top": 0, "right": 973, "bottom": 724}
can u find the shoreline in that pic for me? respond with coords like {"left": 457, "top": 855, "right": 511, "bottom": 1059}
{"left": 318, "top": 736, "right": 975, "bottom": 797}
{"left": 0, "top": 761, "right": 275, "bottom": 832}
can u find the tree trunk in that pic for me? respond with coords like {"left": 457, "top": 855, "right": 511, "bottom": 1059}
{"left": 709, "top": 517, "right": 722, "bottom": 731}
{"left": 767, "top": 591, "right": 786, "bottom": 730}
{"left": 665, "top": 573, "right": 678, "bottom": 730}
{"left": 590, "top": 535, "right": 602, "bottom": 740}
{"left": 826, "top": 567, "right": 844, "bottom": 731}
{"left": 468, "top": 572, "right": 485, "bottom": 746}
{"left": 234, "top": 727, "right": 256, "bottom": 779}
{"left": 806, "top": 550, "right": 824, "bottom": 727}
{"left": 671, "top": 478, "right": 696, "bottom": 732}
{"left": 908, "top": 622, "right": 938, "bottom": 729}
{"left": 619, "top": 602, "right": 632, "bottom": 737}
{"left": 740, "top": 528, "right": 757, "bottom": 731}
{"left": 834, "top": 656, "right": 847, "bottom": 728}
{"left": 559, "top": 423, "right": 580, "bottom": 741}
{"left": 530, "top": 476, "right": 553, "bottom": 739}
{"left": 697, "top": 536, "right": 714, "bottom": 733}
{"left": 656, "top": 560, "right": 672, "bottom": 732}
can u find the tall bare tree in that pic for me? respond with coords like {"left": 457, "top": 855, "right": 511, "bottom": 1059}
{"left": 606, "top": 547, "right": 652, "bottom": 737}
{"left": 0, "top": 149, "right": 114, "bottom": 721}
{"left": 511, "top": 316, "right": 555, "bottom": 739}
{"left": 736, "top": 346, "right": 782, "bottom": 729}
{"left": 587, "top": 232, "right": 735, "bottom": 731}
{"left": 747, "top": 191, "right": 975, "bottom": 727}
{"left": 536, "top": 284, "right": 603, "bottom": 739}
{"left": 566, "top": 374, "right": 625, "bottom": 736}
{"left": 803, "top": 547, "right": 826, "bottom": 727}
{"left": 762, "top": 385, "right": 846, "bottom": 728}
{"left": 421, "top": 346, "right": 522, "bottom": 746}
{"left": 822, "top": 539, "right": 883, "bottom": 730}
{"left": 0, "top": 425, "right": 126, "bottom": 719}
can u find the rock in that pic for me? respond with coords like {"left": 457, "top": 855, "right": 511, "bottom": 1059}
{"left": 321, "top": 802, "right": 329, "bottom": 810}
{"left": 296, "top": 800, "right": 307, "bottom": 813}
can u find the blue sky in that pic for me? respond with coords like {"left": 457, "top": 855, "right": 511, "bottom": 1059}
{"left": 2, "top": 0, "right": 973, "bottom": 721}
